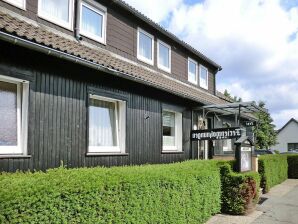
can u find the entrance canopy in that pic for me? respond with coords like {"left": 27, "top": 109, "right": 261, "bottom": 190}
{"left": 194, "top": 101, "right": 267, "bottom": 122}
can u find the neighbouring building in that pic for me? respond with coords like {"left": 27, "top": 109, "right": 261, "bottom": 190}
{"left": 0, "top": 0, "right": 259, "bottom": 172}
{"left": 272, "top": 118, "right": 298, "bottom": 153}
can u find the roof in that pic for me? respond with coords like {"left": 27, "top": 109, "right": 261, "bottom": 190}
{"left": 0, "top": 9, "right": 226, "bottom": 105}
{"left": 216, "top": 91, "right": 234, "bottom": 103}
{"left": 277, "top": 118, "right": 298, "bottom": 134}
{"left": 112, "top": 0, "right": 222, "bottom": 71}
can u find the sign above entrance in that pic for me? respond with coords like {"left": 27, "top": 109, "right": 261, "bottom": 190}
{"left": 244, "top": 121, "right": 257, "bottom": 127}
{"left": 191, "top": 127, "right": 242, "bottom": 141}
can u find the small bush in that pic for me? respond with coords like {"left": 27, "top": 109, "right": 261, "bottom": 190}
{"left": 0, "top": 160, "right": 221, "bottom": 224}
{"left": 219, "top": 163, "right": 260, "bottom": 215}
{"left": 258, "top": 155, "right": 288, "bottom": 193}
{"left": 287, "top": 155, "right": 298, "bottom": 179}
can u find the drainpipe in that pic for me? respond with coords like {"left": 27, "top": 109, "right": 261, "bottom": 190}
{"left": 74, "top": 0, "right": 82, "bottom": 41}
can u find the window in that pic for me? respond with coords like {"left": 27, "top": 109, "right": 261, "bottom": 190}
{"left": 288, "top": 143, "right": 298, "bottom": 151}
{"left": 200, "top": 65, "right": 208, "bottom": 89}
{"left": 0, "top": 75, "right": 29, "bottom": 155}
{"left": 157, "top": 40, "right": 171, "bottom": 73}
{"left": 3, "top": 0, "right": 25, "bottom": 9}
{"left": 80, "top": 2, "right": 106, "bottom": 44}
{"left": 223, "top": 139, "right": 232, "bottom": 151}
{"left": 88, "top": 95, "right": 126, "bottom": 154}
{"left": 162, "top": 110, "right": 182, "bottom": 151}
{"left": 137, "top": 28, "right": 154, "bottom": 65}
{"left": 38, "top": 0, "right": 73, "bottom": 30}
{"left": 188, "top": 58, "right": 198, "bottom": 84}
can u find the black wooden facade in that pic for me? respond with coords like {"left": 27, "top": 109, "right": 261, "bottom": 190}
{"left": 0, "top": 42, "right": 198, "bottom": 172}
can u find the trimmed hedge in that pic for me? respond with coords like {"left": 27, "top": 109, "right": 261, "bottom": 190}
{"left": 219, "top": 163, "right": 260, "bottom": 215}
{"left": 258, "top": 155, "right": 288, "bottom": 193}
{"left": 287, "top": 155, "right": 298, "bottom": 179}
{"left": 0, "top": 160, "right": 221, "bottom": 224}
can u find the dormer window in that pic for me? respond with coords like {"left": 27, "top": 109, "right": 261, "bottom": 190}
{"left": 38, "top": 0, "right": 74, "bottom": 30}
{"left": 80, "top": 2, "right": 107, "bottom": 44}
{"left": 157, "top": 40, "right": 171, "bottom": 73}
{"left": 3, "top": 0, "right": 25, "bottom": 9}
{"left": 199, "top": 65, "right": 208, "bottom": 89}
{"left": 137, "top": 28, "right": 154, "bottom": 65}
{"left": 188, "top": 58, "right": 198, "bottom": 84}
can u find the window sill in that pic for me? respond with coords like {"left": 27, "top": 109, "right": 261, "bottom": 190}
{"left": 86, "top": 153, "right": 129, "bottom": 157}
{"left": 162, "top": 151, "right": 184, "bottom": 154}
{"left": 0, "top": 155, "right": 31, "bottom": 159}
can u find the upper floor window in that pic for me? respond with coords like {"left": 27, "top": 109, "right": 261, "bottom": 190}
{"left": 157, "top": 40, "right": 171, "bottom": 73}
{"left": 0, "top": 75, "right": 29, "bottom": 155}
{"left": 137, "top": 28, "right": 154, "bottom": 65}
{"left": 80, "top": 2, "right": 107, "bottom": 44}
{"left": 88, "top": 95, "right": 126, "bottom": 154}
{"left": 200, "top": 65, "right": 208, "bottom": 89}
{"left": 162, "top": 110, "right": 182, "bottom": 152}
{"left": 188, "top": 58, "right": 198, "bottom": 84}
{"left": 3, "top": 0, "right": 25, "bottom": 9}
{"left": 38, "top": 0, "right": 74, "bottom": 30}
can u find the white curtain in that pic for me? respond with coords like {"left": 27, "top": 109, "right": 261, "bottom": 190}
{"left": 163, "top": 111, "right": 175, "bottom": 146}
{"left": 89, "top": 99, "right": 117, "bottom": 147}
{"left": 81, "top": 5, "right": 103, "bottom": 37}
{"left": 41, "top": 0, "right": 69, "bottom": 22}
{"left": 0, "top": 81, "right": 18, "bottom": 146}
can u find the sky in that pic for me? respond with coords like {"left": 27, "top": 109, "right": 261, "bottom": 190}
{"left": 124, "top": 0, "right": 298, "bottom": 129}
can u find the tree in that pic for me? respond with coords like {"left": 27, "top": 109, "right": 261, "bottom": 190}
{"left": 254, "top": 101, "right": 277, "bottom": 149}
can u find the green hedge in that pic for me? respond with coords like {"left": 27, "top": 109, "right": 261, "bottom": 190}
{"left": 0, "top": 160, "right": 221, "bottom": 224}
{"left": 287, "top": 155, "right": 298, "bottom": 179}
{"left": 258, "top": 155, "right": 288, "bottom": 193}
{"left": 219, "top": 163, "right": 260, "bottom": 215}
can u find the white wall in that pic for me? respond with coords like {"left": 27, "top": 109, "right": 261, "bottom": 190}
{"left": 272, "top": 121, "right": 298, "bottom": 153}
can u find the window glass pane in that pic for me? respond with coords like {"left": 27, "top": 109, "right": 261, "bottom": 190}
{"left": 200, "top": 67, "right": 208, "bottom": 86}
{"left": 0, "top": 81, "right": 18, "bottom": 146}
{"left": 40, "top": 0, "right": 69, "bottom": 22}
{"left": 188, "top": 60, "right": 197, "bottom": 82}
{"left": 159, "top": 43, "right": 169, "bottom": 68}
{"left": 82, "top": 5, "right": 103, "bottom": 37}
{"left": 89, "top": 98, "right": 117, "bottom": 147}
{"left": 139, "top": 31, "right": 152, "bottom": 60}
{"left": 163, "top": 111, "right": 175, "bottom": 147}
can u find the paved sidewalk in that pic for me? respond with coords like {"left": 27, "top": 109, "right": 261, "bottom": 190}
{"left": 206, "top": 179, "right": 298, "bottom": 224}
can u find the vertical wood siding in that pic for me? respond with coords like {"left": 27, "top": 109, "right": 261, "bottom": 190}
{"left": 0, "top": 42, "right": 194, "bottom": 172}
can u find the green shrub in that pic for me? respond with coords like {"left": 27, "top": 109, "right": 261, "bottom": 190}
{"left": 287, "top": 155, "right": 298, "bottom": 179}
{"left": 0, "top": 160, "right": 221, "bottom": 224}
{"left": 258, "top": 155, "right": 288, "bottom": 193}
{"left": 219, "top": 163, "right": 260, "bottom": 215}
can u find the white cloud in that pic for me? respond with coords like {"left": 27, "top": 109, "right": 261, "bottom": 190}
{"left": 124, "top": 0, "right": 298, "bottom": 128}
{"left": 123, "top": 0, "right": 183, "bottom": 23}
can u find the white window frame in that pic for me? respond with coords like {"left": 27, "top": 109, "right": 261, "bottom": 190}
{"left": 223, "top": 139, "right": 232, "bottom": 152}
{"left": 0, "top": 75, "right": 29, "bottom": 155}
{"left": 188, "top": 58, "right": 198, "bottom": 85}
{"left": 3, "top": 0, "right": 26, "bottom": 10}
{"left": 157, "top": 39, "right": 171, "bottom": 73}
{"left": 137, "top": 28, "right": 154, "bottom": 65}
{"left": 88, "top": 94, "right": 126, "bottom": 154}
{"left": 80, "top": 1, "right": 107, "bottom": 44}
{"left": 199, "top": 65, "right": 209, "bottom": 90}
{"left": 37, "top": 0, "right": 74, "bottom": 30}
{"left": 162, "top": 109, "right": 182, "bottom": 152}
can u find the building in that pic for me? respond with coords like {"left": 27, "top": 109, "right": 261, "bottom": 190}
{"left": 272, "top": 118, "right": 298, "bottom": 153}
{"left": 0, "top": 0, "right": 258, "bottom": 172}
